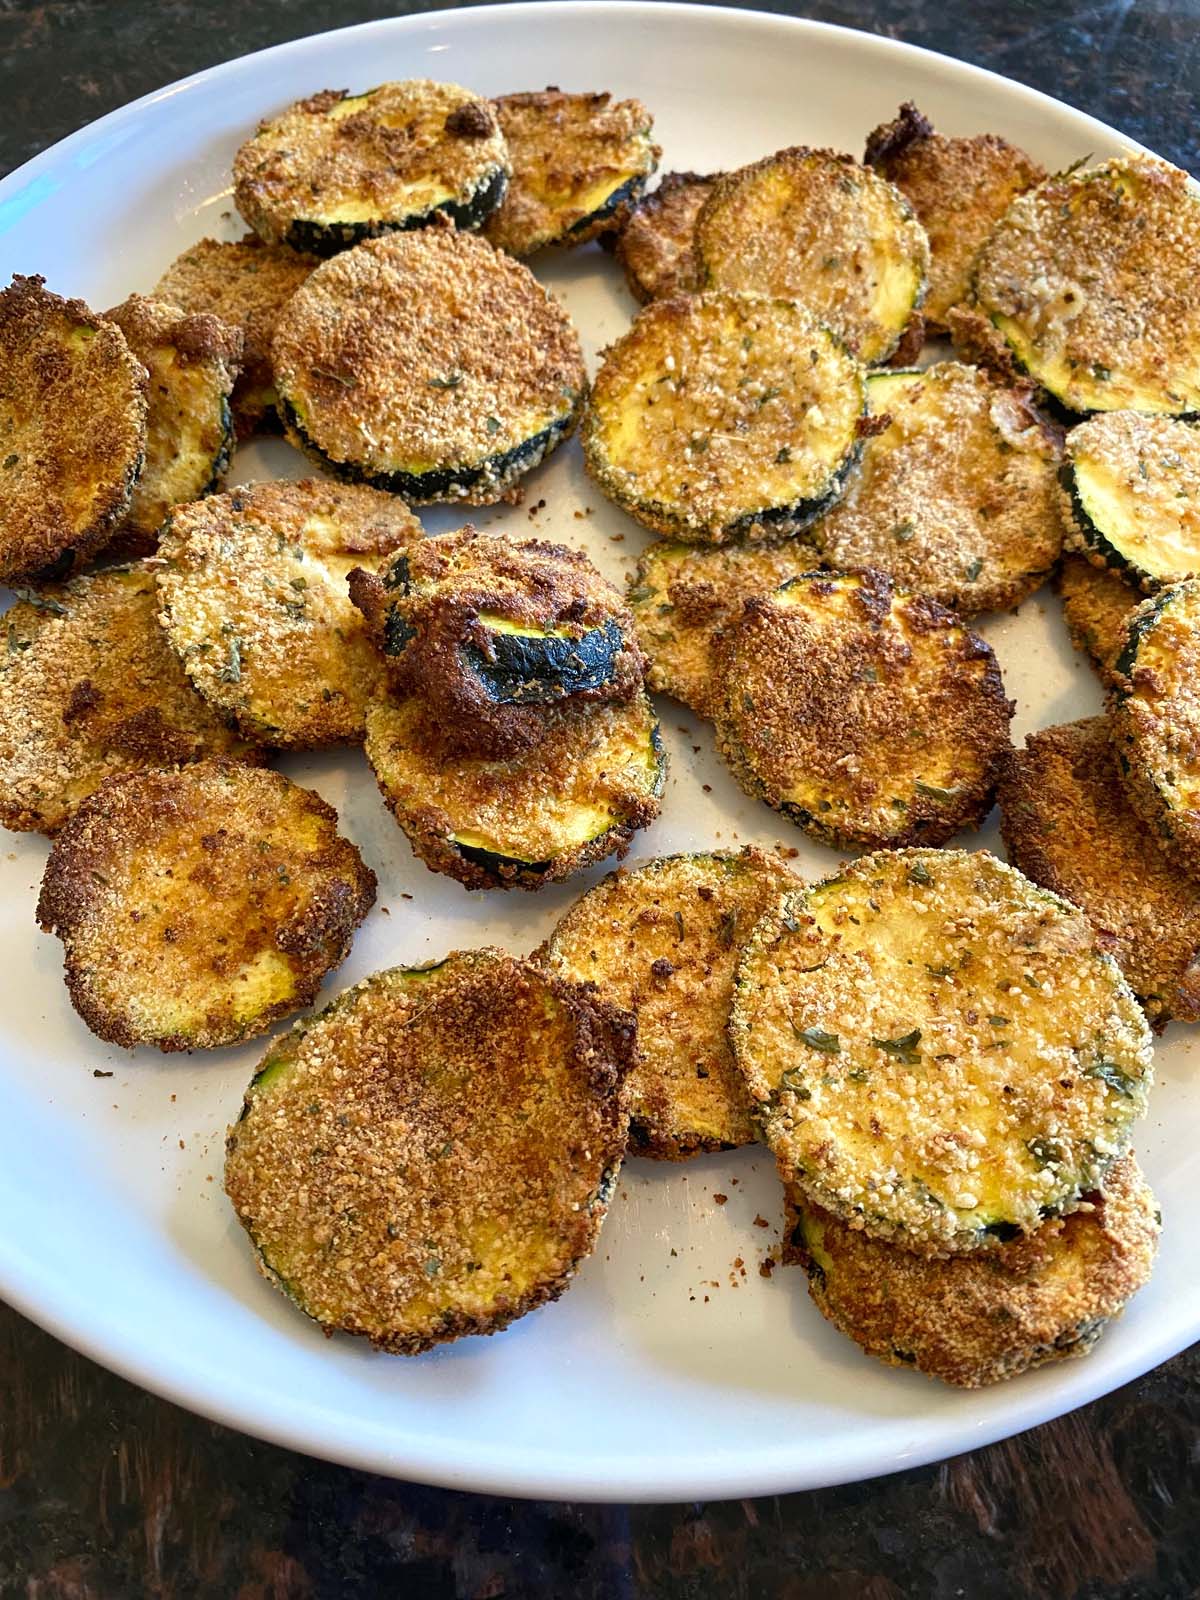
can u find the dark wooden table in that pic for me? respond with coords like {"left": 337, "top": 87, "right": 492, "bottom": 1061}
{"left": 2, "top": 2, "right": 1198, "bottom": 1595}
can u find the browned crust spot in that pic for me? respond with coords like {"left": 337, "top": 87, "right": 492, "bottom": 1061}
{"left": 1056, "top": 555, "right": 1138, "bottom": 688}
{"left": 614, "top": 172, "right": 718, "bottom": 304}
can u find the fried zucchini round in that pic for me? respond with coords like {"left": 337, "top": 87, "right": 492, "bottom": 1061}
{"left": 156, "top": 479, "right": 422, "bottom": 748}
{"left": 0, "top": 564, "right": 259, "bottom": 835}
{"left": 583, "top": 291, "right": 865, "bottom": 544}
{"left": 615, "top": 172, "right": 717, "bottom": 304}
{"left": 37, "top": 761, "right": 376, "bottom": 1052}
{"left": 694, "top": 148, "right": 928, "bottom": 364}
{"left": 783, "top": 1153, "right": 1159, "bottom": 1386}
{"left": 106, "top": 296, "right": 242, "bottom": 551}
{"left": 628, "top": 538, "right": 818, "bottom": 718}
{"left": 541, "top": 848, "right": 796, "bottom": 1159}
{"left": 1056, "top": 554, "right": 1138, "bottom": 689}
{"left": 731, "top": 848, "right": 1154, "bottom": 1253}
{"left": 233, "top": 80, "right": 509, "bottom": 256}
{"left": 1000, "top": 716, "right": 1200, "bottom": 1025}
{"left": 153, "top": 236, "right": 317, "bottom": 436}
{"left": 812, "top": 362, "right": 1062, "bottom": 615}
{"left": 484, "top": 89, "right": 659, "bottom": 255}
{"left": 365, "top": 687, "right": 664, "bottom": 890}
{"left": 273, "top": 229, "right": 585, "bottom": 505}
{"left": 863, "top": 104, "right": 1045, "bottom": 331}
{"left": 973, "top": 154, "right": 1200, "bottom": 415}
{"left": 0, "top": 275, "right": 146, "bottom": 581}
{"left": 712, "top": 570, "right": 1012, "bottom": 851}
{"left": 224, "top": 948, "right": 632, "bottom": 1353}
{"left": 1061, "top": 411, "right": 1200, "bottom": 589}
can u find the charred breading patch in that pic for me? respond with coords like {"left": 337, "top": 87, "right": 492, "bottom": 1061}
{"left": 864, "top": 104, "right": 1045, "bottom": 330}
{"left": 37, "top": 761, "right": 376, "bottom": 1052}
{"left": 273, "top": 229, "right": 586, "bottom": 504}
{"left": 484, "top": 88, "right": 660, "bottom": 255}
{"left": 694, "top": 148, "right": 928, "bottom": 364}
{"left": 365, "top": 686, "right": 664, "bottom": 890}
{"left": 731, "top": 848, "right": 1154, "bottom": 1254}
{"left": 233, "top": 79, "right": 510, "bottom": 255}
{"left": 540, "top": 848, "right": 796, "bottom": 1159}
{"left": 811, "top": 362, "right": 1062, "bottom": 616}
{"left": 0, "top": 564, "right": 259, "bottom": 835}
{"left": 615, "top": 172, "right": 718, "bottom": 304}
{"left": 1060, "top": 411, "right": 1200, "bottom": 590}
{"left": 156, "top": 479, "right": 423, "bottom": 749}
{"left": 583, "top": 291, "right": 865, "bottom": 544}
{"left": 999, "top": 716, "right": 1200, "bottom": 1024}
{"left": 973, "top": 154, "right": 1200, "bottom": 415}
{"left": 1056, "top": 555, "right": 1138, "bottom": 688}
{"left": 712, "top": 570, "right": 1012, "bottom": 851}
{"left": 783, "top": 1153, "right": 1158, "bottom": 1386}
{"left": 627, "top": 539, "right": 818, "bottom": 718}
{"left": 224, "top": 949, "right": 633, "bottom": 1353}
{"left": 153, "top": 236, "right": 317, "bottom": 436}
{"left": 106, "top": 295, "right": 242, "bottom": 551}
{"left": 0, "top": 275, "right": 146, "bottom": 581}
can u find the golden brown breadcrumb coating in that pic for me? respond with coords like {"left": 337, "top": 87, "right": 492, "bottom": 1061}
{"left": 615, "top": 172, "right": 718, "bottom": 304}
{"left": 1056, "top": 554, "right": 1138, "bottom": 688}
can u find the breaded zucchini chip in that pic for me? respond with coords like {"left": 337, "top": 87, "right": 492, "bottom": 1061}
{"left": 106, "top": 295, "right": 242, "bottom": 551}
{"left": 225, "top": 949, "right": 633, "bottom": 1353}
{"left": 863, "top": 103, "right": 1045, "bottom": 331}
{"left": 1060, "top": 411, "right": 1200, "bottom": 589}
{"left": 484, "top": 89, "right": 660, "bottom": 255}
{"left": 233, "top": 80, "right": 509, "bottom": 256}
{"left": 628, "top": 538, "right": 818, "bottom": 718}
{"left": 156, "top": 479, "right": 422, "bottom": 748}
{"left": 37, "top": 761, "right": 376, "bottom": 1052}
{"left": 694, "top": 148, "right": 928, "bottom": 364}
{"left": 273, "top": 229, "right": 585, "bottom": 504}
{"left": 783, "top": 1153, "right": 1159, "bottom": 1386}
{"left": 365, "top": 687, "right": 664, "bottom": 890}
{"left": 0, "top": 564, "right": 258, "bottom": 835}
{"left": 812, "top": 362, "right": 1062, "bottom": 616}
{"left": 731, "top": 848, "right": 1154, "bottom": 1253}
{"left": 1000, "top": 716, "right": 1200, "bottom": 1024}
{"left": 583, "top": 291, "right": 866, "bottom": 544}
{"left": 973, "top": 154, "right": 1200, "bottom": 415}
{"left": 541, "top": 848, "right": 796, "bottom": 1158}
{"left": 0, "top": 275, "right": 146, "bottom": 581}
{"left": 153, "top": 236, "right": 317, "bottom": 436}
{"left": 614, "top": 172, "right": 718, "bottom": 304}
{"left": 712, "top": 570, "right": 1012, "bottom": 851}
{"left": 1056, "top": 554, "right": 1138, "bottom": 688}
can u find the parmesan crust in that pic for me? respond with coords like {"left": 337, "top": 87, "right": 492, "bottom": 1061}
{"left": 1056, "top": 555, "right": 1138, "bottom": 687}
{"left": 615, "top": 172, "right": 717, "bottom": 304}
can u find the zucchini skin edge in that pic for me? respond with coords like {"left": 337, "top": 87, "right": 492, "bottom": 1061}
{"left": 281, "top": 165, "right": 510, "bottom": 257}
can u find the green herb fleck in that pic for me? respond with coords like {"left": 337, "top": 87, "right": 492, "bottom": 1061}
{"left": 907, "top": 861, "right": 932, "bottom": 886}
{"left": 892, "top": 519, "right": 915, "bottom": 543}
{"left": 716, "top": 909, "right": 739, "bottom": 949}
{"left": 798, "top": 1026, "right": 840, "bottom": 1055}
{"left": 775, "top": 445, "right": 792, "bottom": 465}
{"left": 964, "top": 557, "right": 984, "bottom": 583}
{"left": 427, "top": 372, "right": 463, "bottom": 390}
{"left": 485, "top": 414, "right": 501, "bottom": 434}
{"left": 914, "top": 780, "right": 961, "bottom": 802}
{"left": 2, "top": 453, "right": 18, "bottom": 469}
{"left": 1083, "top": 1058, "right": 1136, "bottom": 1096}
{"left": 779, "top": 1067, "right": 812, "bottom": 1099}
{"left": 11, "top": 588, "right": 67, "bottom": 616}
{"left": 988, "top": 1014, "right": 1011, "bottom": 1028}
{"left": 218, "top": 636, "right": 242, "bottom": 683}
{"left": 871, "top": 1028, "right": 921, "bottom": 1065}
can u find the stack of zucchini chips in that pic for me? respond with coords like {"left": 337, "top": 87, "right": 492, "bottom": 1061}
{"left": 2, "top": 77, "right": 1197, "bottom": 1380}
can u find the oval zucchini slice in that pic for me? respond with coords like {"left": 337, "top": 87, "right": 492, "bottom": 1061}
{"left": 694, "top": 147, "right": 928, "bottom": 364}
{"left": 224, "top": 949, "right": 632, "bottom": 1353}
{"left": 731, "top": 848, "right": 1154, "bottom": 1253}
{"left": 541, "top": 848, "right": 797, "bottom": 1158}
{"left": 583, "top": 290, "right": 866, "bottom": 544}
{"left": 273, "top": 229, "right": 586, "bottom": 505}
{"left": 614, "top": 171, "right": 718, "bottom": 304}
{"left": 1056, "top": 554, "right": 1138, "bottom": 689}
{"left": 233, "top": 80, "right": 510, "bottom": 255}
{"left": 711, "top": 569, "right": 1013, "bottom": 850}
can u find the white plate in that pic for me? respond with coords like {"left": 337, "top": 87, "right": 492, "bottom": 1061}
{"left": 1, "top": 0, "right": 1196, "bottom": 1504}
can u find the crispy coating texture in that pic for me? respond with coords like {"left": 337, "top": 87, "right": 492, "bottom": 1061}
{"left": 541, "top": 848, "right": 796, "bottom": 1158}
{"left": 153, "top": 236, "right": 317, "bottom": 436}
{"left": 812, "top": 362, "right": 1063, "bottom": 616}
{"left": 615, "top": 172, "right": 717, "bottom": 304}
{"left": 712, "top": 570, "right": 1013, "bottom": 850}
{"left": 156, "top": 478, "right": 422, "bottom": 749}
{"left": 484, "top": 89, "right": 660, "bottom": 255}
{"left": 273, "top": 229, "right": 586, "bottom": 503}
{"left": 37, "top": 761, "right": 376, "bottom": 1052}
{"left": 0, "top": 275, "right": 146, "bottom": 581}
{"left": 999, "top": 716, "right": 1200, "bottom": 1024}
{"left": 628, "top": 538, "right": 819, "bottom": 718}
{"left": 224, "top": 949, "right": 634, "bottom": 1353}
{"left": 0, "top": 564, "right": 259, "bottom": 834}
{"left": 864, "top": 104, "right": 1045, "bottom": 330}
{"left": 1056, "top": 555, "right": 1138, "bottom": 688}
{"left": 731, "top": 848, "right": 1154, "bottom": 1253}
{"left": 783, "top": 1153, "right": 1159, "bottom": 1386}
{"left": 365, "top": 686, "right": 664, "bottom": 890}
